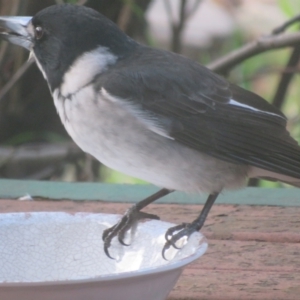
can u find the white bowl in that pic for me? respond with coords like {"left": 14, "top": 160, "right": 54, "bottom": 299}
{"left": 0, "top": 212, "right": 207, "bottom": 300}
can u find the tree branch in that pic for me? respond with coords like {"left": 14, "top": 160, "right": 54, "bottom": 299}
{"left": 0, "top": 142, "right": 82, "bottom": 167}
{"left": 0, "top": 57, "right": 34, "bottom": 102}
{"left": 117, "top": 0, "right": 133, "bottom": 32}
{"left": 272, "top": 44, "right": 300, "bottom": 109}
{"left": 207, "top": 31, "right": 300, "bottom": 75}
{"left": 272, "top": 14, "right": 300, "bottom": 35}
{"left": 164, "top": 0, "right": 203, "bottom": 53}
{"left": 185, "top": 0, "right": 202, "bottom": 20}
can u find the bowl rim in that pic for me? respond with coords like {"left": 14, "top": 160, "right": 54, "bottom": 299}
{"left": 0, "top": 212, "right": 208, "bottom": 287}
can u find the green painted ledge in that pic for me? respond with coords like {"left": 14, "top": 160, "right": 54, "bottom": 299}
{"left": 0, "top": 179, "right": 299, "bottom": 206}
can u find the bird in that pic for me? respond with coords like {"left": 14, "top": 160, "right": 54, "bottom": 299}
{"left": 0, "top": 4, "right": 299, "bottom": 259}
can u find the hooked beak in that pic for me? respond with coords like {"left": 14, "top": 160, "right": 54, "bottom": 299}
{"left": 0, "top": 16, "right": 32, "bottom": 50}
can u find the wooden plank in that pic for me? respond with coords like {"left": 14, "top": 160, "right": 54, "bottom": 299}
{"left": 168, "top": 240, "right": 300, "bottom": 299}
{"left": 1, "top": 200, "right": 300, "bottom": 240}
{"left": 0, "top": 179, "right": 299, "bottom": 206}
{"left": 169, "top": 269, "right": 300, "bottom": 300}
{"left": 194, "top": 240, "right": 300, "bottom": 273}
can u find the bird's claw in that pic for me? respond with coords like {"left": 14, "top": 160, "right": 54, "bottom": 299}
{"left": 162, "top": 222, "right": 198, "bottom": 260}
{"left": 102, "top": 205, "right": 159, "bottom": 259}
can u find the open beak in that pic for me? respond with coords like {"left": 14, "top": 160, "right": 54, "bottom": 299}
{"left": 0, "top": 16, "right": 32, "bottom": 50}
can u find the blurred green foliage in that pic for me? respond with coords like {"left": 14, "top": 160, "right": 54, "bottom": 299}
{"left": 100, "top": 166, "right": 147, "bottom": 185}
{"left": 64, "top": 0, "right": 79, "bottom": 4}
{"left": 278, "top": 0, "right": 299, "bottom": 18}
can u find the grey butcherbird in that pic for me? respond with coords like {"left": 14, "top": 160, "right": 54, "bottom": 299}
{"left": 1, "top": 4, "right": 300, "bottom": 259}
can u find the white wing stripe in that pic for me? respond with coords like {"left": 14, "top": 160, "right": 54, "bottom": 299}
{"left": 229, "top": 99, "right": 284, "bottom": 118}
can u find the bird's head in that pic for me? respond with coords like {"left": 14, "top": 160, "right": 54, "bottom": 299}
{"left": 0, "top": 4, "right": 136, "bottom": 93}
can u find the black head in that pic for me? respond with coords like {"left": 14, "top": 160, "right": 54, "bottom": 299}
{"left": 0, "top": 4, "right": 137, "bottom": 91}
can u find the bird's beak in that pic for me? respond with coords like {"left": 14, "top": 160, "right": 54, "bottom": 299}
{"left": 0, "top": 16, "right": 32, "bottom": 50}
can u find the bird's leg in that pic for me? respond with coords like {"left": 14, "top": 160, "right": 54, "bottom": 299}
{"left": 102, "top": 188, "right": 174, "bottom": 259}
{"left": 162, "top": 192, "right": 219, "bottom": 259}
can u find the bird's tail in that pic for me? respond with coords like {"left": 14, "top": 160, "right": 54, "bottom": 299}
{"left": 248, "top": 167, "right": 300, "bottom": 187}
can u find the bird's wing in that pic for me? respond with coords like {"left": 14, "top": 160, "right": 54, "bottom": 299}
{"left": 96, "top": 47, "right": 300, "bottom": 179}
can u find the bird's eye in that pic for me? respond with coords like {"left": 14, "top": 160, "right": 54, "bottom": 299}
{"left": 34, "top": 26, "right": 44, "bottom": 40}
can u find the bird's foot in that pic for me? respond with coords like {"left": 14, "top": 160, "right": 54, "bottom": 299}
{"left": 162, "top": 222, "right": 199, "bottom": 259}
{"left": 102, "top": 205, "right": 159, "bottom": 259}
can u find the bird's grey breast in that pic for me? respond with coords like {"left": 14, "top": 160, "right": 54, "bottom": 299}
{"left": 53, "top": 85, "right": 138, "bottom": 165}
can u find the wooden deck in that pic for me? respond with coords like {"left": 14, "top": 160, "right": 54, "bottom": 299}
{"left": 0, "top": 180, "right": 300, "bottom": 299}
